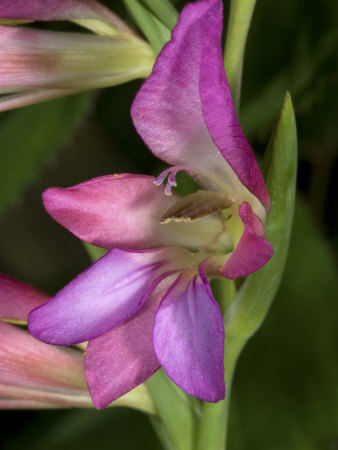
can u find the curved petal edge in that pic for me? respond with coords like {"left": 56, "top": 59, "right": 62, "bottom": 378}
{"left": 153, "top": 266, "right": 225, "bottom": 402}
{"left": 223, "top": 202, "right": 273, "bottom": 279}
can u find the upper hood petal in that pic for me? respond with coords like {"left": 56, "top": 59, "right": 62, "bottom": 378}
{"left": 131, "top": 0, "right": 268, "bottom": 219}
{"left": 199, "top": 2, "right": 270, "bottom": 211}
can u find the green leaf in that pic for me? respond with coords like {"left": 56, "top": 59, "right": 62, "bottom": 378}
{"left": 123, "top": 0, "right": 171, "bottom": 54}
{"left": 141, "top": 0, "right": 178, "bottom": 30}
{"left": 0, "top": 93, "right": 94, "bottom": 215}
{"left": 3, "top": 408, "right": 162, "bottom": 450}
{"left": 225, "top": 92, "right": 298, "bottom": 338}
{"left": 146, "top": 369, "right": 197, "bottom": 450}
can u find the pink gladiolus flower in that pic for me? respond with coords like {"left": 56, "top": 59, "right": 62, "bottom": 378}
{"left": 28, "top": 0, "right": 273, "bottom": 410}
{"left": 0, "top": 0, "right": 155, "bottom": 111}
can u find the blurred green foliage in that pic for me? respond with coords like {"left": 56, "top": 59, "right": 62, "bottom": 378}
{"left": 228, "top": 199, "right": 338, "bottom": 449}
{"left": 2, "top": 408, "right": 161, "bottom": 450}
{"left": 0, "top": 0, "right": 337, "bottom": 448}
{"left": 0, "top": 93, "right": 94, "bottom": 215}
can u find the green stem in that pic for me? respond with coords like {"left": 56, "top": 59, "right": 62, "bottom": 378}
{"left": 147, "top": 370, "right": 196, "bottom": 450}
{"left": 224, "top": 0, "right": 257, "bottom": 111}
{"left": 196, "top": 336, "right": 245, "bottom": 450}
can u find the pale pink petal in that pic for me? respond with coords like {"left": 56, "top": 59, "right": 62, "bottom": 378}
{"left": 153, "top": 266, "right": 225, "bottom": 402}
{"left": 0, "top": 274, "right": 49, "bottom": 322}
{"left": 85, "top": 278, "right": 175, "bottom": 409}
{"left": 0, "top": 322, "right": 86, "bottom": 391}
{"left": 131, "top": 0, "right": 267, "bottom": 219}
{"left": 223, "top": 202, "right": 273, "bottom": 279}
{"left": 42, "top": 174, "right": 225, "bottom": 251}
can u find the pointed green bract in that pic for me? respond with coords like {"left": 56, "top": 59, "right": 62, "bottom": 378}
{"left": 225, "top": 92, "right": 298, "bottom": 337}
{"left": 227, "top": 198, "right": 338, "bottom": 448}
{"left": 197, "top": 93, "right": 297, "bottom": 449}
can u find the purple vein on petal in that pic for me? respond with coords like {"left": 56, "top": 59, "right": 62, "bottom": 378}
{"left": 28, "top": 247, "right": 186, "bottom": 345}
{"left": 85, "top": 277, "right": 176, "bottom": 409}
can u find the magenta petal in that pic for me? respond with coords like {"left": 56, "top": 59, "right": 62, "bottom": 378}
{"left": 131, "top": 0, "right": 223, "bottom": 175}
{"left": 43, "top": 174, "right": 224, "bottom": 250}
{"left": 0, "top": 274, "right": 49, "bottom": 322}
{"left": 153, "top": 266, "right": 225, "bottom": 402}
{"left": 28, "top": 248, "right": 176, "bottom": 345}
{"left": 84, "top": 279, "right": 175, "bottom": 409}
{"left": 223, "top": 202, "right": 273, "bottom": 279}
{"left": 131, "top": 0, "right": 268, "bottom": 215}
{"left": 199, "top": 4, "right": 269, "bottom": 210}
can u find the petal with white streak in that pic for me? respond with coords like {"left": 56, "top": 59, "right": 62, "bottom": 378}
{"left": 131, "top": 0, "right": 268, "bottom": 219}
{"left": 0, "top": 27, "right": 154, "bottom": 94}
{"left": 28, "top": 247, "right": 191, "bottom": 345}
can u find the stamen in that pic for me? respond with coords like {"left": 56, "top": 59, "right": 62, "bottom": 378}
{"left": 154, "top": 168, "right": 171, "bottom": 186}
{"left": 154, "top": 164, "right": 231, "bottom": 196}
{"left": 160, "top": 190, "right": 234, "bottom": 223}
{"left": 154, "top": 167, "right": 179, "bottom": 195}
{"left": 168, "top": 170, "right": 178, "bottom": 187}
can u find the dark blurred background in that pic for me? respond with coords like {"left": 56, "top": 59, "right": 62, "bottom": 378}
{"left": 0, "top": 0, "right": 337, "bottom": 448}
